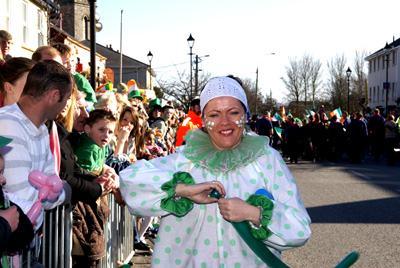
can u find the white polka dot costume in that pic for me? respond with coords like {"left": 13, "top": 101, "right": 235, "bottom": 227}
{"left": 120, "top": 129, "right": 311, "bottom": 268}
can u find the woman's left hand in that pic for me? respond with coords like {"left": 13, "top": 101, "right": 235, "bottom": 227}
{"left": 218, "top": 197, "right": 260, "bottom": 224}
{"left": 176, "top": 181, "right": 226, "bottom": 204}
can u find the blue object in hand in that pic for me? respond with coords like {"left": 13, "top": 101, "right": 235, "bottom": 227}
{"left": 255, "top": 189, "right": 274, "bottom": 200}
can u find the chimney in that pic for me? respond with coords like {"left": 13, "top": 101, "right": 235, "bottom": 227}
{"left": 109, "top": 44, "right": 113, "bottom": 50}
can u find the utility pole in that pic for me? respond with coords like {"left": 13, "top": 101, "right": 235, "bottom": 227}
{"left": 255, "top": 68, "right": 259, "bottom": 114}
{"left": 89, "top": 0, "right": 96, "bottom": 90}
{"left": 119, "top": 10, "right": 123, "bottom": 84}
{"left": 194, "top": 55, "right": 209, "bottom": 97}
{"left": 195, "top": 55, "right": 199, "bottom": 97}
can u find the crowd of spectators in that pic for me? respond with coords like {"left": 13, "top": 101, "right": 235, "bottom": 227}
{"left": 0, "top": 30, "right": 199, "bottom": 267}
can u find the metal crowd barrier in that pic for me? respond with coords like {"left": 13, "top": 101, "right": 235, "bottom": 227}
{"left": 8, "top": 194, "right": 134, "bottom": 268}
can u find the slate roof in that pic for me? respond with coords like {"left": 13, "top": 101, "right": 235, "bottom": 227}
{"left": 365, "top": 37, "right": 400, "bottom": 60}
{"left": 80, "top": 41, "right": 150, "bottom": 70}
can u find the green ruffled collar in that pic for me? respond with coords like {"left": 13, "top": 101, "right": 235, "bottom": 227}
{"left": 183, "top": 129, "right": 269, "bottom": 174}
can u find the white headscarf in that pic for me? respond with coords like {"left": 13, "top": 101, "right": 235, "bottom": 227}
{"left": 200, "top": 77, "right": 248, "bottom": 113}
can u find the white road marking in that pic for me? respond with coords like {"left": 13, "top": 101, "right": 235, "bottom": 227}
{"left": 349, "top": 170, "right": 372, "bottom": 180}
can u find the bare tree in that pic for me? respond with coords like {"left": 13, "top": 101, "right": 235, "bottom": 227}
{"left": 326, "top": 54, "right": 348, "bottom": 110}
{"left": 241, "top": 78, "right": 261, "bottom": 115}
{"left": 352, "top": 50, "right": 368, "bottom": 112}
{"left": 300, "top": 54, "right": 312, "bottom": 109}
{"left": 156, "top": 71, "right": 211, "bottom": 111}
{"left": 310, "top": 57, "right": 323, "bottom": 107}
{"left": 282, "top": 57, "right": 303, "bottom": 106}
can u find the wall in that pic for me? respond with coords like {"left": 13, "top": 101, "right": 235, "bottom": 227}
{"left": 0, "top": 0, "right": 48, "bottom": 58}
{"left": 367, "top": 47, "right": 399, "bottom": 111}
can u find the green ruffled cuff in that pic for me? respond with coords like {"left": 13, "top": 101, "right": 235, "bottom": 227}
{"left": 245, "top": 194, "right": 274, "bottom": 240}
{"left": 160, "top": 172, "right": 196, "bottom": 216}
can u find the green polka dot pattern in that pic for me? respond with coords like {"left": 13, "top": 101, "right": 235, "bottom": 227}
{"left": 117, "top": 135, "right": 311, "bottom": 267}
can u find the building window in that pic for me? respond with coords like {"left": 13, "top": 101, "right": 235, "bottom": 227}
{"left": 377, "top": 86, "right": 380, "bottom": 102}
{"left": 381, "top": 86, "right": 385, "bottom": 102}
{"left": 393, "top": 50, "right": 397, "bottom": 65}
{"left": 369, "top": 87, "right": 371, "bottom": 101}
{"left": 369, "top": 62, "right": 372, "bottom": 73}
{"left": 393, "top": 82, "right": 396, "bottom": 100}
{"left": 373, "top": 59, "right": 376, "bottom": 72}
{"left": 377, "top": 56, "right": 380, "bottom": 70}
{"left": 84, "top": 16, "right": 89, "bottom": 40}
{"left": 37, "top": 10, "right": 44, "bottom": 47}
{"left": 4, "top": 0, "right": 10, "bottom": 30}
{"left": 22, "top": 2, "right": 28, "bottom": 44}
{"left": 373, "top": 87, "right": 376, "bottom": 102}
{"left": 382, "top": 57, "right": 385, "bottom": 69}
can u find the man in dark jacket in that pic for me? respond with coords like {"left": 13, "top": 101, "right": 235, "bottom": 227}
{"left": 349, "top": 112, "right": 368, "bottom": 163}
{"left": 368, "top": 109, "right": 385, "bottom": 161}
{"left": 327, "top": 115, "right": 345, "bottom": 162}
{"left": 256, "top": 111, "right": 274, "bottom": 144}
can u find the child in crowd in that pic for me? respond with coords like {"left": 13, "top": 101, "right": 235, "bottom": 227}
{"left": 75, "top": 108, "right": 117, "bottom": 175}
{"left": 0, "top": 136, "right": 37, "bottom": 267}
{"left": 74, "top": 108, "right": 121, "bottom": 202}
{"left": 144, "top": 129, "right": 164, "bottom": 157}
{"left": 72, "top": 109, "right": 120, "bottom": 268}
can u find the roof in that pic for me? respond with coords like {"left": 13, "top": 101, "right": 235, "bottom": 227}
{"left": 365, "top": 37, "right": 400, "bottom": 61}
{"left": 50, "top": 24, "right": 106, "bottom": 60}
{"left": 80, "top": 41, "right": 153, "bottom": 75}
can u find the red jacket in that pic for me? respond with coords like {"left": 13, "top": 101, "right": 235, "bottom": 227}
{"left": 175, "top": 110, "right": 203, "bottom": 147}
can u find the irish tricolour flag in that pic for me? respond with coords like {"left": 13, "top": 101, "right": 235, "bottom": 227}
{"left": 330, "top": 108, "right": 342, "bottom": 118}
{"left": 272, "top": 113, "right": 282, "bottom": 122}
{"left": 305, "top": 110, "right": 315, "bottom": 116}
{"left": 330, "top": 108, "right": 344, "bottom": 123}
{"left": 274, "top": 127, "right": 283, "bottom": 139}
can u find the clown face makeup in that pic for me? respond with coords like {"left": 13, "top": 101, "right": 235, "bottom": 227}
{"left": 202, "top": 96, "right": 245, "bottom": 150}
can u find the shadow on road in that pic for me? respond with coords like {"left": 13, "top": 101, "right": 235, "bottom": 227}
{"left": 307, "top": 197, "right": 400, "bottom": 223}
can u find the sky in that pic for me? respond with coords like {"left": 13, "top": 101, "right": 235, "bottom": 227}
{"left": 96, "top": 0, "right": 400, "bottom": 103}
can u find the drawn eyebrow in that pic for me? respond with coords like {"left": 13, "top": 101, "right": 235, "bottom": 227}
{"left": 208, "top": 106, "right": 242, "bottom": 113}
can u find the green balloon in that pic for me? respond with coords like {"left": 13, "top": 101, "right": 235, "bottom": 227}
{"left": 209, "top": 189, "right": 222, "bottom": 199}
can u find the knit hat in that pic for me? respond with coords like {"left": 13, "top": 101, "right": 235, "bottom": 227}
{"left": 0, "top": 136, "right": 12, "bottom": 147}
{"left": 127, "top": 79, "right": 144, "bottom": 101}
{"left": 200, "top": 77, "right": 248, "bottom": 113}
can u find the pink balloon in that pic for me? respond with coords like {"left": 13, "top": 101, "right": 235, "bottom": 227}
{"left": 38, "top": 186, "right": 50, "bottom": 200}
{"left": 46, "top": 175, "right": 63, "bottom": 193}
{"left": 28, "top": 170, "right": 47, "bottom": 188}
{"left": 47, "top": 191, "right": 59, "bottom": 200}
{"left": 27, "top": 201, "right": 43, "bottom": 224}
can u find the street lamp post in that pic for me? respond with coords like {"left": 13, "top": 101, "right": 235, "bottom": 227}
{"left": 194, "top": 54, "right": 209, "bottom": 96}
{"left": 187, "top": 33, "right": 195, "bottom": 101}
{"left": 346, "top": 67, "right": 352, "bottom": 112}
{"left": 147, "top": 51, "right": 153, "bottom": 90}
{"left": 384, "top": 42, "right": 392, "bottom": 115}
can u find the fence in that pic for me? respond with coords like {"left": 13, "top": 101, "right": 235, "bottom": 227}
{"left": 8, "top": 194, "right": 134, "bottom": 268}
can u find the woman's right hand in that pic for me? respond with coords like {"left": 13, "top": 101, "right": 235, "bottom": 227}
{"left": 117, "top": 125, "right": 131, "bottom": 142}
{"left": 175, "top": 181, "right": 226, "bottom": 204}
